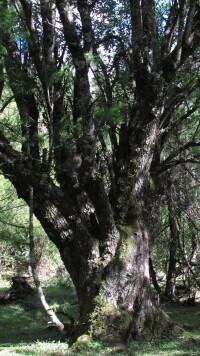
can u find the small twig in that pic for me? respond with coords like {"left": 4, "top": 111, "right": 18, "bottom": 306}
{"left": 0, "top": 217, "right": 27, "bottom": 229}
{"left": 0, "top": 96, "right": 15, "bottom": 114}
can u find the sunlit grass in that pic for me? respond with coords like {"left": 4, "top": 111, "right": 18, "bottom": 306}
{"left": 0, "top": 278, "right": 200, "bottom": 355}
{"left": 0, "top": 341, "right": 69, "bottom": 356}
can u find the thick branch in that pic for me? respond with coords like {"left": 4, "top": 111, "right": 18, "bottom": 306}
{"left": 77, "top": 0, "right": 94, "bottom": 53}
{"left": 162, "top": 141, "right": 200, "bottom": 166}
{"left": 2, "top": 11, "right": 40, "bottom": 159}
{"left": 40, "top": 0, "right": 56, "bottom": 68}
{"left": 162, "top": 0, "right": 179, "bottom": 57}
{"left": 0, "top": 131, "right": 93, "bottom": 250}
{"left": 19, "top": 0, "right": 46, "bottom": 88}
{"left": 56, "top": 0, "right": 96, "bottom": 171}
{"left": 0, "top": 96, "right": 14, "bottom": 114}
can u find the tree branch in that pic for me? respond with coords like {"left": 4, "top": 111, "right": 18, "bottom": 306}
{"left": 0, "top": 96, "right": 14, "bottom": 113}
{"left": 158, "top": 154, "right": 200, "bottom": 174}
{"left": 77, "top": 0, "right": 94, "bottom": 53}
{"left": 0, "top": 217, "right": 26, "bottom": 229}
{"left": 162, "top": 141, "right": 200, "bottom": 166}
{"left": 18, "top": 0, "right": 45, "bottom": 88}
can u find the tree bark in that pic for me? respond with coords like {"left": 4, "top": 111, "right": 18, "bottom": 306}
{"left": 60, "top": 219, "right": 168, "bottom": 343}
{"left": 149, "top": 257, "right": 162, "bottom": 296}
{"left": 164, "top": 180, "right": 179, "bottom": 300}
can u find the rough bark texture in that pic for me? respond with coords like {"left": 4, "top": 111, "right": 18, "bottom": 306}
{"left": 149, "top": 257, "right": 162, "bottom": 296}
{"left": 165, "top": 181, "right": 179, "bottom": 300}
{"left": 88, "top": 226, "right": 151, "bottom": 342}
{"left": 64, "top": 221, "right": 168, "bottom": 343}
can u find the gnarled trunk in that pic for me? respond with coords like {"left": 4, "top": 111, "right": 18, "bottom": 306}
{"left": 0, "top": 122, "right": 168, "bottom": 344}
{"left": 0, "top": 123, "right": 169, "bottom": 343}
{"left": 60, "top": 220, "right": 168, "bottom": 343}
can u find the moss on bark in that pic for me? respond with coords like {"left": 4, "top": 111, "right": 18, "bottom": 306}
{"left": 71, "top": 334, "right": 92, "bottom": 352}
{"left": 135, "top": 309, "right": 171, "bottom": 340}
{"left": 110, "top": 225, "right": 135, "bottom": 271}
{"left": 88, "top": 296, "right": 132, "bottom": 343}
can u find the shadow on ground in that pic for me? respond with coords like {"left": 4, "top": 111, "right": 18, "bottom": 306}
{"left": 0, "top": 281, "right": 78, "bottom": 346}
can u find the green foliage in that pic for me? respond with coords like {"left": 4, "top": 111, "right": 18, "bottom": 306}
{"left": 0, "top": 44, "right": 7, "bottom": 57}
{"left": 0, "top": 94, "right": 23, "bottom": 149}
{"left": 0, "top": 3, "right": 15, "bottom": 33}
{"left": 84, "top": 52, "right": 100, "bottom": 66}
{"left": 0, "top": 175, "right": 66, "bottom": 280}
{"left": 0, "top": 176, "right": 27, "bottom": 244}
{"left": 49, "top": 64, "right": 73, "bottom": 85}
{"left": 95, "top": 101, "right": 125, "bottom": 128}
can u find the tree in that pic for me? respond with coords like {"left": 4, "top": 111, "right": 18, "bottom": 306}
{"left": 0, "top": 0, "right": 200, "bottom": 343}
{"left": 0, "top": 175, "right": 29, "bottom": 277}
{"left": 150, "top": 163, "right": 200, "bottom": 301}
{"left": 0, "top": 174, "right": 60, "bottom": 279}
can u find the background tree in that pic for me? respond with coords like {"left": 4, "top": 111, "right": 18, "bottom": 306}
{"left": 150, "top": 162, "right": 200, "bottom": 302}
{"left": 0, "top": 0, "right": 200, "bottom": 343}
{"left": 0, "top": 174, "right": 63, "bottom": 280}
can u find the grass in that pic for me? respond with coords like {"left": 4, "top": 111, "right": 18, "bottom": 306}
{"left": 0, "top": 278, "right": 77, "bottom": 355}
{"left": 0, "top": 278, "right": 200, "bottom": 355}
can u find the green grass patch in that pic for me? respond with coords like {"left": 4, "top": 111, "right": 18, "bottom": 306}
{"left": 125, "top": 302, "right": 200, "bottom": 356}
{"left": 0, "top": 279, "right": 200, "bottom": 355}
{"left": 0, "top": 278, "right": 78, "bottom": 354}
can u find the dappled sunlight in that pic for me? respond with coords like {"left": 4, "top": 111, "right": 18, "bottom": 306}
{"left": 0, "top": 280, "right": 78, "bottom": 347}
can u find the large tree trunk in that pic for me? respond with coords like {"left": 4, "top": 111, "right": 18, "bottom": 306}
{"left": 60, "top": 219, "right": 168, "bottom": 343}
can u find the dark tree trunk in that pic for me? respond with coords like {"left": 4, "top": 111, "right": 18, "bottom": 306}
{"left": 164, "top": 182, "right": 179, "bottom": 300}
{"left": 149, "top": 257, "right": 162, "bottom": 296}
{"left": 165, "top": 240, "right": 177, "bottom": 300}
{"left": 58, "top": 218, "right": 168, "bottom": 343}
{"left": 0, "top": 277, "right": 34, "bottom": 304}
{"left": 78, "top": 222, "right": 151, "bottom": 342}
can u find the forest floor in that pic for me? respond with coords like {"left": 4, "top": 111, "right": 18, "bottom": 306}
{"left": 0, "top": 279, "right": 200, "bottom": 355}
